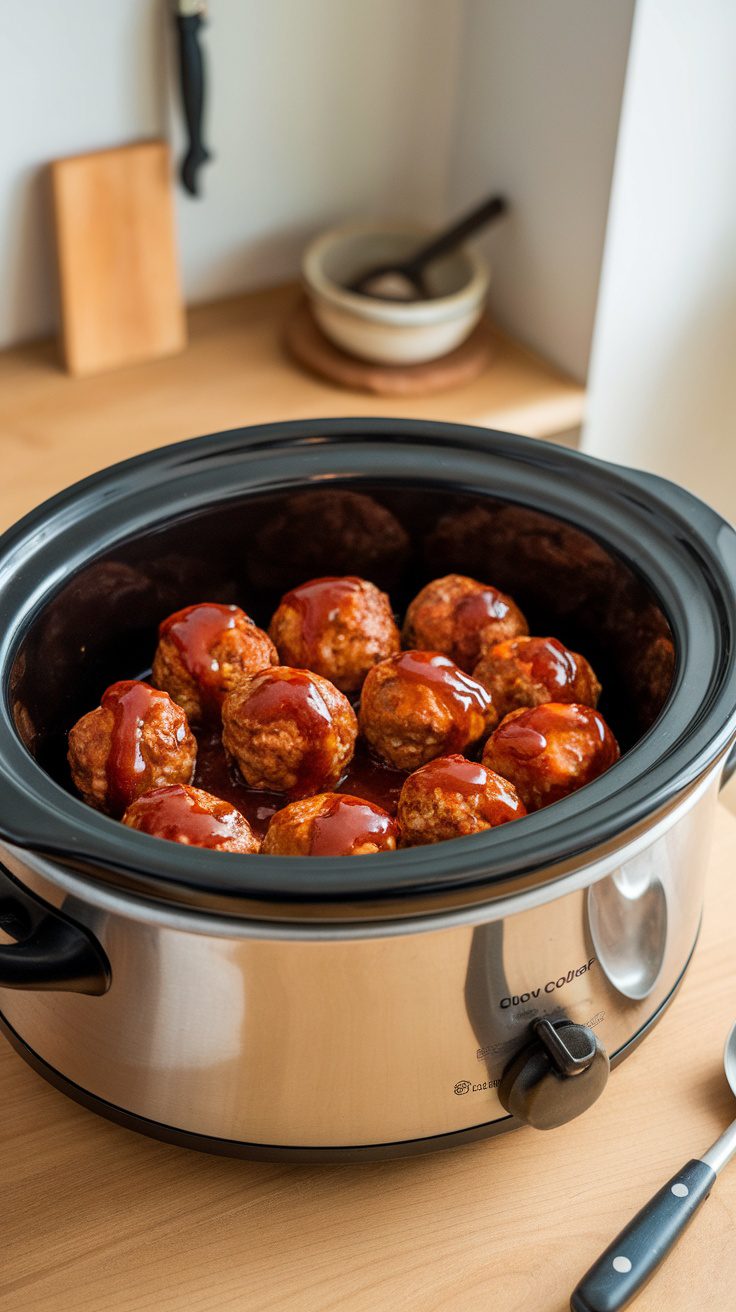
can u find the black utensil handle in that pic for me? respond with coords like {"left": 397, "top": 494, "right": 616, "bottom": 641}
{"left": 406, "top": 193, "right": 508, "bottom": 272}
{"left": 175, "top": 9, "right": 210, "bottom": 197}
{"left": 570, "top": 1158, "right": 716, "bottom": 1312}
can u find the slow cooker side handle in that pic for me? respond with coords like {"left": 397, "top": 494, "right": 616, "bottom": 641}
{"left": 0, "top": 866, "right": 110, "bottom": 996}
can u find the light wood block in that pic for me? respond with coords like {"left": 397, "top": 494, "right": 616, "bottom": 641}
{"left": 50, "top": 140, "right": 186, "bottom": 376}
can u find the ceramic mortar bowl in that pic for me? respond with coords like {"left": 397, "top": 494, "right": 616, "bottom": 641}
{"left": 301, "top": 221, "right": 490, "bottom": 365}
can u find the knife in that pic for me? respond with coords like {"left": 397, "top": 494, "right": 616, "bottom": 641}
{"left": 174, "top": 0, "right": 211, "bottom": 197}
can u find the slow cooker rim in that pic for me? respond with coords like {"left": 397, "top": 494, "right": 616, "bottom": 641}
{"left": 1, "top": 417, "right": 736, "bottom": 912}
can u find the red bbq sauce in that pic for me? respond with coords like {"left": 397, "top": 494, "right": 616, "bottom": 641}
{"left": 451, "top": 585, "right": 527, "bottom": 669}
{"left": 519, "top": 636, "right": 579, "bottom": 690}
{"left": 160, "top": 603, "right": 241, "bottom": 711}
{"left": 497, "top": 720, "right": 548, "bottom": 758}
{"left": 338, "top": 740, "right": 407, "bottom": 814}
{"left": 494, "top": 703, "right": 619, "bottom": 770}
{"left": 125, "top": 784, "right": 248, "bottom": 849}
{"left": 492, "top": 703, "right": 563, "bottom": 759}
{"left": 280, "top": 577, "right": 363, "bottom": 648}
{"left": 194, "top": 730, "right": 404, "bottom": 837}
{"left": 391, "top": 651, "right": 491, "bottom": 751}
{"left": 307, "top": 794, "right": 398, "bottom": 855}
{"left": 454, "top": 586, "right": 510, "bottom": 629}
{"left": 403, "top": 754, "right": 526, "bottom": 823}
{"left": 238, "top": 669, "right": 337, "bottom": 798}
{"left": 194, "top": 728, "right": 282, "bottom": 838}
{"left": 103, "top": 680, "right": 179, "bottom": 814}
{"left": 413, "top": 754, "right": 493, "bottom": 797}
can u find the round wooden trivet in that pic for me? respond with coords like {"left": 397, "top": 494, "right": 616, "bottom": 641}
{"left": 283, "top": 297, "right": 494, "bottom": 397}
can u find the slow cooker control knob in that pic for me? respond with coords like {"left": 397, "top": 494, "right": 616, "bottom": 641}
{"left": 498, "top": 1018, "right": 609, "bottom": 1130}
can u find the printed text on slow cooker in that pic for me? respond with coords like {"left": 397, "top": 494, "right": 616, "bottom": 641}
{"left": 499, "top": 957, "right": 596, "bottom": 1009}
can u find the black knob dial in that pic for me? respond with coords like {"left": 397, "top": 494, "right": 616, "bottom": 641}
{"left": 499, "top": 1018, "right": 609, "bottom": 1130}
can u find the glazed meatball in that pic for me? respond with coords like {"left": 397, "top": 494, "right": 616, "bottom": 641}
{"left": 403, "top": 574, "right": 528, "bottom": 672}
{"left": 123, "top": 783, "right": 260, "bottom": 853}
{"left": 360, "top": 650, "right": 495, "bottom": 771}
{"left": 152, "top": 602, "right": 277, "bottom": 723}
{"left": 68, "top": 680, "right": 197, "bottom": 816}
{"left": 269, "top": 576, "right": 400, "bottom": 694}
{"left": 222, "top": 667, "right": 357, "bottom": 798}
{"left": 473, "top": 636, "right": 601, "bottom": 720}
{"left": 262, "top": 792, "right": 399, "bottom": 856}
{"left": 482, "top": 702, "right": 619, "bottom": 811}
{"left": 398, "top": 754, "right": 526, "bottom": 847}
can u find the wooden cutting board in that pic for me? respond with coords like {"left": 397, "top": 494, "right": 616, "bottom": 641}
{"left": 50, "top": 140, "right": 186, "bottom": 376}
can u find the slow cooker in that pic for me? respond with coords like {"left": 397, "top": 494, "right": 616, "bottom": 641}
{"left": 1, "top": 418, "right": 735, "bottom": 1159}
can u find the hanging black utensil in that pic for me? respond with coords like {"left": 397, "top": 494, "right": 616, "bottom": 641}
{"left": 174, "top": 0, "right": 211, "bottom": 197}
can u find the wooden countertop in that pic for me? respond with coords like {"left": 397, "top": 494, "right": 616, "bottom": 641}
{"left": 1, "top": 806, "right": 735, "bottom": 1312}
{"left": 2, "top": 289, "right": 733, "bottom": 1310}
{"left": 0, "top": 283, "right": 584, "bottom": 529}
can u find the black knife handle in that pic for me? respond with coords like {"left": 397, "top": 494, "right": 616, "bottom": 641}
{"left": 175, "top": 9, "right": 210, "bottom": 196}
{"left": 570, "top": 1158, "right": 716, "bottom": 1311}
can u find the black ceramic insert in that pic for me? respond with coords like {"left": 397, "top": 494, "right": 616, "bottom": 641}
{"left": 0, "top": 419, "right": 735, "bottom": 911}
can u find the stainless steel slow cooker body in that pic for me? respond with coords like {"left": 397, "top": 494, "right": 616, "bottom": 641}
{"left": 1, "top": 419, "right": 735, "bottom": 1159}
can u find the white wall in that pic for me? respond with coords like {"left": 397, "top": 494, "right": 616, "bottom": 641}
{"left": 169, "top": 0, "right": 462, "bottom": 309}
{"left": 582, "top": 0, "right": 736, "bottom": 524}
{"left": 0, "top": 0, "right": 462, "bottom": 348}
{"left": 1, "top": 1, "right": 163, "bottom": 348}
{"left": 446, "top": 0, "right": 635, "bottom": 381}
{"left": 0, "top": 1, "right": 635, "bottom": 368}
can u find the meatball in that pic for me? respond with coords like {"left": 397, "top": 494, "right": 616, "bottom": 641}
{"left": 262, "top": 793, "right": 399, "bottom": 856}
{"left": 222, "top": 667, "right": 357, "bottom": 798}
{"left": 425, "top": 505, "right": 618, "bottom": 619}
{"left": 68, "top": 680, "right": 197, "bottom": 816}
{"left": 398, "top": 754, "right": 526, "bottom": 847}
{"left": 122, "top": 784, "right": 260, "bottom": 853}
{"left": 152, "top": 602, "right": 277, "bottom": 723}
{"left": 360, "top": 650, "right": 495, "bottom": 771}
{"left": 633, "top": 633, "right": 675, "bottom": 724}
{"left": 473, "top": 636, "right": 601, "bottom": 720}
{"left": 482, "top": 702, "right": 619, "bottom": 811}
{"left": 269, "top": 576, "right": 399, "bottom": 694}
{"left": 605, "top": 594, "right": 675, "bottom": 728}
{"left": 250, "top": 490, "right": 409, "bottom": 590}
{"left": 403, "top": 574, "right": 528, "bottom": 672}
